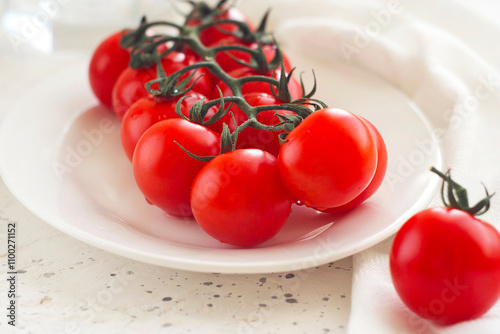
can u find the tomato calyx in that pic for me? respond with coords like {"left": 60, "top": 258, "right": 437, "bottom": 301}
{"left": 173, "top": 116, "right": 236, "bottom": 162}
{"left": 119, "top": 17, "right": 150, "bottom": 50}
{"left": 120, "top": 17, "right": 186, "bottom": 69}
{"left": 185, "top": 0, "right": 231, "bottom": 26}
{"left": 173, "top": 89, "right": 237, "bottom": 161}
{"left": 145, "top": 61, "right": 203, "bottom": 98}
{"left": 265, "top": 63, "right": 295, "bottom": 103}
{"left": 128, "top": 35, "right": 178, "bottom": 69}
{"left": 185, "top": 87, "right": 238, "bottom": 126}
{"left": 298, "top": 70, "right": 319, "bottom": 100}
{"left": 274, "top": 113, "right": 304, "bottom": 144}
{"left": 431, "top": 166, "right": 495, "bottom": 216}
{"left": 184, "top": 0, "right": 219, "bottom": 21}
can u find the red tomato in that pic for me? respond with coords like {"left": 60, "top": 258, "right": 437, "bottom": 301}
{"left": 112, "top": 51, "right": 212, "bottom": 120}
{"left": 278, "top": 108, "right": 377, "bottom": 209}
{"left": 89, "top": 30, "right": 130, "bottom": 110}
{"left": 215, "top": 66, "right": 302, "bottom": 100}
{"left": 230, "top": 92, "right": 295, "bottom": 156}
{"left": 121, "top": 92, "right": 216, "bottom": 161}
{"left": 390, "top": 207, "right": 500, "bottom": 325}
{"left": 209, "top": 36, "right": 292, "bottom": 74}
{"left": 191, "top": 149, "right": 293, "bottom": 247}
{"left": 187, "top": 6, "right": 255, "bottom": 46}
{"left": 320, "top": 116, "right": 387, "bottom": 212}
{"left": 132, "top": 119, "right": 220, "bottom": 217}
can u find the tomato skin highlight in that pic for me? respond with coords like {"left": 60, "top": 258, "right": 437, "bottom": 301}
{"left": 390, "top": 207, "right": 500, "bottom": 325}
{"left": 191, "top": 149, "right": 293, "bottom": 247}
{"left": 132, "top": 119, "right": 220, "bottom": 217}
{"left": 321, "top": 116, "right": 387, "bottom": 212}
{"left": 121, "top": 92, "right": 215, "bottom": 161}
{"left": 89, "top": 30, "right": 130, "bottom": 110}
{"left": 112, "top": 62, "right": 155, "bottom": 120}
{"left": 278, "top": 108, "right": 377, "bottom": 209}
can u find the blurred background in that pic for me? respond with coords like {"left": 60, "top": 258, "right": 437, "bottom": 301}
{"left": 0, "top": 0, "right": 185, "bottom": 55}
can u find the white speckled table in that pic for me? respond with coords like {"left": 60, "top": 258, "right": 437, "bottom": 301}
{"left": 0, "top": 8, "right": 352, "bottom": 334}
{"left": 0, "top": 174, "right": 351, "bottom": 334}
{"left": 0, "top": 178, "right": 351, "bottom": 333}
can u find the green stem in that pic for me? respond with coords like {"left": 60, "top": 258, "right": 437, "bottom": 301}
{"left": 139, "top": 20, "right": 184, "bottom": 31}
{"left": 430, "top": 166, "right": 494, "bottom": 216}
{"left": 125, "top": 2, "right": 326, "bottom": 161}
{"left": 253, "top": 103, "right": 313, "bottom": 119}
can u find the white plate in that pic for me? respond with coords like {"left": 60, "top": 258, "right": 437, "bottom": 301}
{"left": 0, "top": 59, "right": 442, "bottom": 274}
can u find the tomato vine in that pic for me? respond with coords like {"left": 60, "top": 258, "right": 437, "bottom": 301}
{"left": 118, "top": 0, "right": 326, "bottom": 159}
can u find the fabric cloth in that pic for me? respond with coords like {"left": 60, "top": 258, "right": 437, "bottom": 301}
{"left": 241, "top": 0, "right": 500, "bottom": 333}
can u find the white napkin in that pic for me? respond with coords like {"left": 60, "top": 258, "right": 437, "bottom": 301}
{"left": 240, "top": 0, "right": 500, "bottom": 332}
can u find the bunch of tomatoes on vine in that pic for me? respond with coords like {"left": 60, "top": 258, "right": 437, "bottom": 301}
{"left": 88, "top": 0, "right": 388, "bottom": 247}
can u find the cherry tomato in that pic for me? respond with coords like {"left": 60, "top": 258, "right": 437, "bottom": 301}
{"left": 209, "top": 36, "right": 292, "bottom": 74}
{"left": 187, "top": 6, "right": 255, "bottom": 46}
{"left": 278, "top": 108, "right": 377, "bottom": 209}
{"left": 229, "top": 92, "right": 295, "bottom": 156}
{"left": 390, "top": 207, "right": 500, "bottom": 325}
{"left": 132, "top": 119, "right": 220, "bottom": 217}
{"left": 215, "top": 66, "right": 302, "bottom": 100}
{"left": 121, "top": 92, "right": 216, "bottom": 161}
{"left": 89, "top": 30, "right": 130, "bottom": 110}
{"left": 191, "top": 149, "right": 293, "bottom": 247}
{"left": 112, "top": 51, "right": 212, "bottom": 120}
{"left": 320, "top": 116, "right": 387, "bottom": 212}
